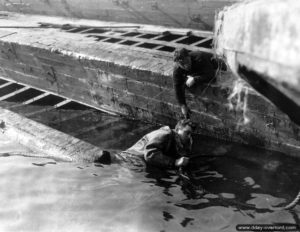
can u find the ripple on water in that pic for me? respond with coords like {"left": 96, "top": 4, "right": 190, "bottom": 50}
{"left": 0, "top": 133, "right": 299, "bottom": 232}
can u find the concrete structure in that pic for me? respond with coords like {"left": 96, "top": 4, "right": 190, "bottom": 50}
{"left": 0, "top": 106, "right": 107, "bottom": 162}
{"left": 214, "top": 0, "right": 300, "bottom": 125}
{"left": 0, "top": 12, "right": 299, "bottom": 157}
{"left": 0, "top": 0, "right": 239, "bottom": 31}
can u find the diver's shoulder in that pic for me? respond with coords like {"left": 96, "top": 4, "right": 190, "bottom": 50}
{"left": 159, "top": 126, "right": 173, "bottom": 133}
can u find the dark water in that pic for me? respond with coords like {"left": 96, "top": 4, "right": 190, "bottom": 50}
{"left": 0, "top": 129, "right": 300, "bottom": 232}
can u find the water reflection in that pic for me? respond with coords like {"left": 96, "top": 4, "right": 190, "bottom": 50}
{"left": 0, "top": 134, "right": 299, "bottom": 231}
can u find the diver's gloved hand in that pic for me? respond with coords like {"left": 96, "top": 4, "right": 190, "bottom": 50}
{"left": 180, "top": 105, "right": 191, "bottom": 119}
{"left": 186, "top": 75, "right": 196, "bottom": 87}
{"left": 175, "top": 157, "right": 189, "bottom": 167}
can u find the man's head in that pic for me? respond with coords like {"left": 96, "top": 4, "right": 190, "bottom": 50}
{"left": 173, "top": 48, "right": 192, "bottom": 71}
{"left": 175, "top": 119, "right": 196, "bottom": 144}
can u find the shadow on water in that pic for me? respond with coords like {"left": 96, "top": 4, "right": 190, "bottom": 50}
{"left": 136, "top": 135, "right": 300, "bottom": 227}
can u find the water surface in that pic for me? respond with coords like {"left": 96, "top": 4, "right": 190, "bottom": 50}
{"left": 0, "top": 131, "right": 299, "bottom": 232}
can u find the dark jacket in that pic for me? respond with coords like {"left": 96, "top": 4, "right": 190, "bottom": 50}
{"left": 115, "top": 126, "right": 192, "bottom": 168}
{"left": 173, "top": 51, "right": 215, "bottom": 105}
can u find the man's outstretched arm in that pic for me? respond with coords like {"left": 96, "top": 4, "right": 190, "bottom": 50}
{"left": 173, "top": 66, "right": 187, "bottom": 106}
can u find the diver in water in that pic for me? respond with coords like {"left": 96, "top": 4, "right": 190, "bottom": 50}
{"left": 98, "top": 119, "right": 195, "bottom": 168}
{"left": 173, "top": 47, "right": 217, "bottom": 119}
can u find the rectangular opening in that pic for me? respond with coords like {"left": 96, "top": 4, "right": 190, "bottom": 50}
{"left": 156, "top": 34, "right": 182, "bottom": 42}
{"left": 196, "top": 39, "right": 213, "bottom": 48}
{"left": 0, "top": 83, "right": 24, "bottom": 97}
{"left": 137, "top": 43, "right": 158, "bottom": 49}
{"left": 0, "top": 79, "right": 8, "bottom": 85}
{"left": 119, "top": 40, "right": 138, "bottom": 46}
{"left": 121, "top": 32, "right": 141, "bottom": 37}
{"left": 105, "top": 38, "right": 122, "bottom": 43}
{"left": 157, "top": 46, "right": 175, "bottom": 52}
{"left": 5, "top": 88, "right": 43, "bottom": 102}
{"left": 138, "top": 34, "right": 159, "bottom": 39}
{"left": 87, "top": 35, "right": 107, "bottom": 41}
{"left": 81, "top": 28, "right": 107, "bottom": 34}
{"left": 29, "top": 94, "right": 65, "bottom": 106}
{"left": 177, "top": 36, "right": 206, "bottom": 45}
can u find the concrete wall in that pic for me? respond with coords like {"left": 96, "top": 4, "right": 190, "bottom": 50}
{"left": 214, "top": 0, "right": 300, "bottom": 110}
{"left": 0, "top": 13, "right": 299, "bottom": 157}
{"left": 0, "top": 0, "right": 238, "bottom": 30}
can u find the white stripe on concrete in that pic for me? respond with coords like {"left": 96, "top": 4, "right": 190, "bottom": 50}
{"left": 22, "top": 92, "right": 50, "bottom": 105}
{"left": 54, "top": 99, "right": 72, "bottom": 108}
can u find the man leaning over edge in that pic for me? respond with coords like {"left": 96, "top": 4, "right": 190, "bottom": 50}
{"left": 173, "top": 48, "right": 216, "bottom": 119}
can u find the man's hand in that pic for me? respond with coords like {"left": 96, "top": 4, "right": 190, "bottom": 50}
{"left": 186, "top": 76, "right": 195, "bottom": 87}
{"left": 181, "top": 105, "right": 191, "bottom": 119}
{"left": 175, "top": 157, "right": 189, "bottom": 167}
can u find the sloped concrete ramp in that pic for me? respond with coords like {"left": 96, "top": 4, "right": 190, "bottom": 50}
{"left": 0, "top": 106, "right": 106, "bottom": 163}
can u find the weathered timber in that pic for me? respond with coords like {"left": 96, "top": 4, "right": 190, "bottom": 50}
{"left": 0, "top": 13, "right": 299, "bottom": 157}
{"left": 0, "top": 107, "right": 107, "bottom": 162}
